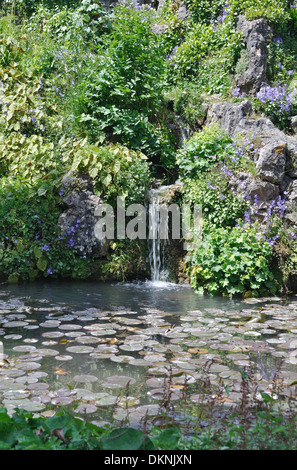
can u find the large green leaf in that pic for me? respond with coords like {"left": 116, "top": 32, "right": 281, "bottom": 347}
{"left": 100, "top": 428, "right": 155, "bottom": 450}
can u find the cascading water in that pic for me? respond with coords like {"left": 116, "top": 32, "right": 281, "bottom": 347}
{"left": 147, "top": 187, "right": 170, "bottom": 283}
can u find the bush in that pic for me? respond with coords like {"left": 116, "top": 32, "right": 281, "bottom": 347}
{"left": 228, "top": 0, "right": 290, "bottom": 24}
{"left": 67, "top": 0, "right": 172, "bottom": 163}
{"left": 62, "top": 141, "right": 151, "bottom": 206}
{"left": 253, "top": 83, "right": 294, "bottom": 130}
{"left": 184, "top": 0, "right": 227, "bottom": 25}
{"left": 186, "top": 222, "right": 279, "bottom": 296}
{"left": 176, "top": 123, "right": 236, "bottom": 179}
{"left": 182, "top": 170, "right": 249, "bottom": 228}
{"left": 0, "top": 179, "right": 79, "bottom": 281}
{"left": 168, "top": 20, "right": 242, "bottom": 89}
{"left": 167, "top": 83, "right": 207, "bottom": 129}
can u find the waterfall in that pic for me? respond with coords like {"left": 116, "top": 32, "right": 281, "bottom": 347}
{"left": 179, "top": 120, "right": 190, "bottom": 148}
{"left": 147, "top": 187, "right": 170, "bottom": 283}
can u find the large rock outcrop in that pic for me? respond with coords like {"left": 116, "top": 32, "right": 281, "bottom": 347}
{"left": 58, "top": 174, "right": 109, "bottom": 257}
{"left": 207, "top": 100, "right": 297, "bottom": 216}
{"left": 235, "top": 15, "right": 272, "bottom": 94}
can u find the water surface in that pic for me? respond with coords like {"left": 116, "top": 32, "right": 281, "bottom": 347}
{"left": 0, "top": 280, "right": 296, "bottom": 426}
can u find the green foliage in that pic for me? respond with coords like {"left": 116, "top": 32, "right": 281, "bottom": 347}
{"left": 1, "top": 396, "right": 297, "bottom": 450}
{"left": 100, "top": 427, "right": 155, "bottom": 450}
{"left": 182, "top": 170, "right": 249, "bottom": 228}
{"left": 150, "top": 427, "right": 182, "bottom": 450}
{"left": 0, "top": 407, "right": 107, "bottom": 450}
{"left": 166, "top": 83, "right": 207, "bottom": 129}
{"left": 65, "top": 0, "right": 173, "bottom": 163}
{"left": 186, "top": 222, "right": 279, "bottom": 296}
{"left": 100, "top": 239, "right": 148, "bottom": 281}
{"left": 0, "top": 133, "right": 58, "bottom": 180}
{"left": 176, "top": 123, "right": 236, "bottom": 179}
{"left": 228, "top": 0, "right": 290, "bottom": 24}
{"left": 167, "top": 18, "right": 243, "bottom": 93}
{"left": 184, "top": 0, "right": 227, "bottom": 25}
{"left": 1, "top": 0, "right": 80, "bottom": 18}
{"left": 0, "top": 179, "right": 91, "bottom": 281}
{"left": 156, "top": 0, "right": 190, "bottom": 57}
{"left": 185, "top": 0, "right": 290, "bottom": 25}
{"left": 62, "top": 140, "right": 151, "bottom": 206}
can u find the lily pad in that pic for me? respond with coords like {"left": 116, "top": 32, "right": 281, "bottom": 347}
{"left": 59, "top": 324, "right": 82, "bottom": 330}
{"left": 101, "top": 375, "right": 136, "bottom": 389}
{"left": 51, "top": 396, "right": 74, "bottom": 405}
{"left": 73, "top": 374, "right": 98, "bottom": 383}
{"left": 66, "top": 346, "right": 94, "bottom": 354}
{"left": 95, "top": 395, "right": 119, "bottom": 406}
{"left": 15, "top": 362, "right": 41, "bottom": 371}
{"left": 55, "top": 355, "right": 73, "bottom": 361}
{"left": 76, "top": 404, "right": 97, "bottom": 414}
{"left": 3, "top": 321, "right": 29, "bottom": 328}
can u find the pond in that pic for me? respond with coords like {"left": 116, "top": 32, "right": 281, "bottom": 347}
{"left": 0, "top": 279, "right": 297, "bottom": 428}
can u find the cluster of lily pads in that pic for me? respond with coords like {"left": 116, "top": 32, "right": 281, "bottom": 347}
{"left": 1, "top": 290, "right": 297, "bottom": 429}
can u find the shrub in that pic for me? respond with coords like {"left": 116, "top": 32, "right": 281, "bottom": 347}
{"left": 68, "top": 0, "right": 170, "bottom": 160}
{"left": 0, "top": 179, "right": 77, "bottom": 281}
{"left": 176, "top": 123, "right": 236, "bottom": 179}
{"left": 168, "top": 20, "right": 242, "bottom": 88}
{"left": 253, "top": 83, "right": 294, "bottom": 130}
{"left": 184, "top": 0, "right": 227, "bottom": 25}
{"left": 228, "top": 0, "right": 290, "bottom": 24}
{"left": 165, "top": 83, "right": 207, "bottom": 129}
{"left": 182, "top": 170, "right": 249, "bottom": 228}
{"left": 62, "top": 140, "right": 151, "bottom": 206}
{"left": 186, "top": 222, "right": 279, "bottom": 296}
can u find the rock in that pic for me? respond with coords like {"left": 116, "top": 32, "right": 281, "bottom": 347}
{"left": 177, "top": 2, "right": 189, "bottom": 21}
{"left": 256, "top": 141, "right": 287, "bottom": 184}
{"left": 285, "top": 212, "right": 297, "bottom": 225}
{"left": 283, "top": 179, "right": 297, "bottom": 211}
{"left": 285, "top": 140, "right": 297, "bottom": 177}
{"left": 206, "top": 100, "right": 253, "bottom": 136}
{"left": 208, "top": 100, "right": 297, "bottom": 182}
{"left": 291, "top": 116, "right": 297, "bottom": 134}
{"left": 151, "top": 23, "right": 168, "bottom": 34}
{"left": 229, "top": 171, "right": 279, "bottom": 204}
{"left": 207, "top": 98, "right": 297, "bottom": 216}
{"left": 235, "top": 15, "right": 272, "bottom": 94}
{"left": 58, "top": 174, "right": 109, "bottom": 257}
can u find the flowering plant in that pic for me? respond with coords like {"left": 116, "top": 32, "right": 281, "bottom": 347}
{"left": 254, "top": 83, "right": 294, "bottom": 130}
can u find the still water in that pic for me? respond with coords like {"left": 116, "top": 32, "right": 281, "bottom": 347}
{"left": 1, "top": 279, "right": 247, "bottom": 312}
{"left": 0, "top": 280, "right": 297, "bottom": 426}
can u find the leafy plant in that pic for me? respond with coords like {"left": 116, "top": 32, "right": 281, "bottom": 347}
{"left": 253, "top": 83, "right": 294, "bottom": 130}
{"left": 186, "top": 222, "right": 279, "bottom": 296}
{"left": 62, "top": 140, "right": 151, "bottom": 206}
{"left": 176, "top": 123, "right": 236, "bottom": 179}
{"left": 168, "top": 16, "right": 243, "bottom": 91}
{"left": 182, "top": 170, "right": 249, "bottom": 228}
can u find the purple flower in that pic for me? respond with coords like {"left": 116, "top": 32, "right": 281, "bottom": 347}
{"left": 232, "top": 87, "right": 241, "bottom": 97}
{"left": 40, "top": 245, "right": 49, "bottom": 251}
{"left": 273, "top": 36, "right": 284, "bottom": 44}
